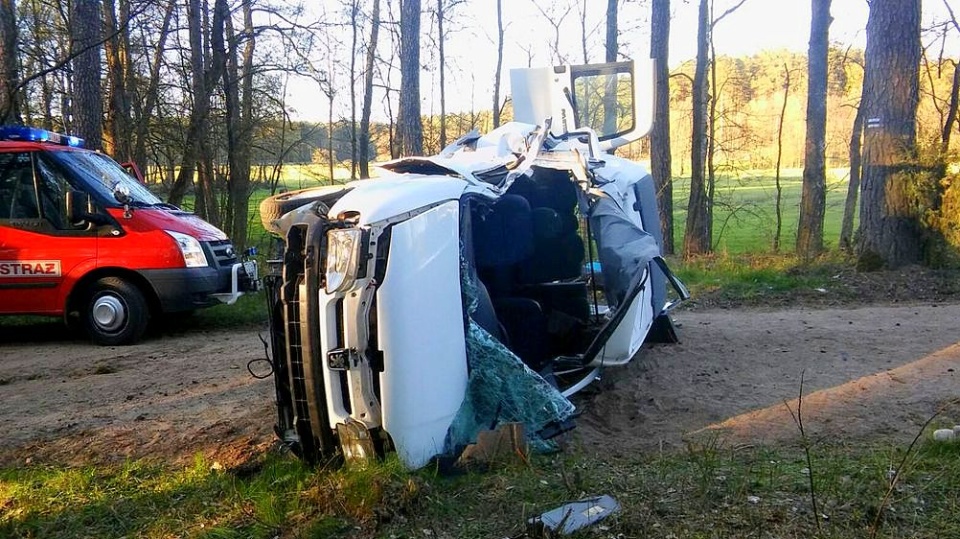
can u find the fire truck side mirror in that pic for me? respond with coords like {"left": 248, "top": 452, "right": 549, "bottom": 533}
{"left": 65, "top": 190, "right": 90, "bottom": 224}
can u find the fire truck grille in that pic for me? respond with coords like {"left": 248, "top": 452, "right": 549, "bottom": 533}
{"left": 206, "top": 240, "right": 239, "bottom": 267}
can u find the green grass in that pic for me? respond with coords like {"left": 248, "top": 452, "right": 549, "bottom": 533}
{"left": 671, "top": 168, "right": 853, "bottom": 254}
{"left": 191, "top": 291, "right": 268, "bottom": 329}
{"left": 670, "top": 251, "right": 857, "bottom": 304}
{"left": 0, "top": 455, "right": 336, "bottom": 538}
{"left": 4, "top": 436, "right": 959, "bottom": 538}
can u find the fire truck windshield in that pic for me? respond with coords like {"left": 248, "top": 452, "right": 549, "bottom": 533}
{"left": 46, "top": 150, "right": 163, "bottom": 207}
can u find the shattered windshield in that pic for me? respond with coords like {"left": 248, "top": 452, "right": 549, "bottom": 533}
{"left": 45, "top": 150, "right": 163, "bottom": 207}
{"left": 445, "top": 246, "right": 576, "bottom": 453}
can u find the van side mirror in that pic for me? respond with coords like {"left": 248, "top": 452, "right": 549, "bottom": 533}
{"left": 66, "top": 190, "right": 88, "bottom": 224}
{"left": 66, "top": 190, "right": 110, "bottom": 226}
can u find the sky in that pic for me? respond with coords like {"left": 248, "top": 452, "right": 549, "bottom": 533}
{"left": 284, "top": 0, "right": 960, "bottom": 123}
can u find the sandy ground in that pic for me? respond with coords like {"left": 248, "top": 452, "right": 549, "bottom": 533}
{"left": 2, "top": 302, "right": 960, "bottom": 467}
{"left": 0, "top": 322, "right": 277, "bottom": 467}
{"left": 578, "top": 303, "right": 960, "bottom": 453}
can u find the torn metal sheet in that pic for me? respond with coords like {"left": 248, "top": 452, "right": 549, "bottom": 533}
{"left": 527, "top": 495, "right": 621, "bottom": 537}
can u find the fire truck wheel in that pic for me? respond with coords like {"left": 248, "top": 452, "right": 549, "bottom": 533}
{"left": 83, "top": 277, "right": 150, "bottom": 346}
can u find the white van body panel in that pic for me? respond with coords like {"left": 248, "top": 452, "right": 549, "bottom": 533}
{"left": 376, "top": 201, "right": 468, "bottom": 469}
{"left": 330, "top": 175, "right": 468, "bottom": 225}
{"left": 587, "top": 275, "right": 655, "bottom": 367}
{"left": 596, "top": 155, "right": 650, "bottom": 228}
{"left": 510, "top": 66, "right": 577, "bottom": 138}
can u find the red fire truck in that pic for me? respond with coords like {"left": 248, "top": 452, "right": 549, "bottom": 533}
{"left": 0, "top": 126, "right": 258, "bottom": 345}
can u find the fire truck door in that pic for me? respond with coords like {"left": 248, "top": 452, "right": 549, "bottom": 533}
{"left": 0, "top": 152, "right": 97, "bottom": 315}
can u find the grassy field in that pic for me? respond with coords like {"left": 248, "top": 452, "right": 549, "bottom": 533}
{"left": 670, "top": 168, "right": 853, "bottom": 254}
{"left": 4, "top": 438, "right": 959, "bottom": 538}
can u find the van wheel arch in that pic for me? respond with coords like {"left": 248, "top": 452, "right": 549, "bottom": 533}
{"left": 66, "top": 270, "right": 160, "bottom": 344}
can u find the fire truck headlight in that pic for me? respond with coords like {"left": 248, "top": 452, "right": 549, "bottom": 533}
{"left": 326, "top": 228, "right": 363, "bottom": 294}
{"left": 165, "top": 230, "right": 209, "bottom": 268}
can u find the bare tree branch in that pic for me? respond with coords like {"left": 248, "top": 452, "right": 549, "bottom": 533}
{"left": 712, "top": 0, "right": 749, "bottom": 28}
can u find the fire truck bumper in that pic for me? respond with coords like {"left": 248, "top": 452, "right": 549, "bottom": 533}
{"left": 141, "top": 261, "right": 259, "bottom": 313}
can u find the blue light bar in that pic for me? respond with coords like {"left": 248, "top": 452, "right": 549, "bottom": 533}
{"left": 0, "top": 126, "right": 85, "bottom": 148}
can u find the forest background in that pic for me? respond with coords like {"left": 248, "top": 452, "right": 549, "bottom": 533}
{"left": 1, "top": 0, "right": 959, "bottom": 266}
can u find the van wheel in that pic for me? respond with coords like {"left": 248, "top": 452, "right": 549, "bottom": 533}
{"left": 259, "top": 186, "right": 349, "bottom": 235}
{"left": 83, "top": 277, "right": 150, "bottom": 346}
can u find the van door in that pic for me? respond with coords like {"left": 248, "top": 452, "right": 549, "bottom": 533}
{"left": 510, "top": 59, "right": 654, "bottom": 151}
{"left": 0, "top": 151, "right": 97, "bottom": 315}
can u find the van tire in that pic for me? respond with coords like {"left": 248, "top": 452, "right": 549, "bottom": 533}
{"left": 259, "top": 186, "right": 349, "bottom": 235}
{"left": 83, "top": 277, "right": 150, "bottom": 346}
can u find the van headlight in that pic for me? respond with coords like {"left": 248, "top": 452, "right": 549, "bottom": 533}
{"left": 326, "top": 228, "right": 364, "bottom": 293}
{"left": 165, "top": 230, "right": 209, "bottom": 268}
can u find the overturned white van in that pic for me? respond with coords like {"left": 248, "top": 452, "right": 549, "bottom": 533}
{"left": 259, "top": 60, "right": 688, "bottom": 469}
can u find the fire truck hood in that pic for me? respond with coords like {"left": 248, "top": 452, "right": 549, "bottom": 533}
{"left": 126, "top": 208, "right": 229, "bottom": 242}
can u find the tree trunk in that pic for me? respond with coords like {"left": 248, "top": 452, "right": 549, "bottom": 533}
{"left": 492, "top": 0, "right": 504, "bottom": 128}
{"left": 168, "top": 0, "right": 207, "bottom": 206}
{"left": 774, "top": 65, "right": 792, "bottom": 253}
{"left": 103, "top": 0, "right": 132, "bottom": 161}
{"left": 168, "top": 0, "right": 222, "bottom": 224}
{"left": 398, "top": 0, "right": 423, "bottom": 156}
{"left": 132, "top": 0, "right": 174, "bottom": 171}
{"left": 707, "top": 30, "right": 717, "bottom": 244}
{"left": 120, "top": 0, "right": 136, "bottom": 141}
{"left": 578, "top": 0, "right": 588, "bottom": 64}
{"left": 601, "top": 0, "right": 618, "bottom": 137}
{"left": 605, "top": 0, "right": 618, "bottom": 62}
{"left": 940, "top": 59, "right": 960, "bottom": 156}
{"left": 683, "top": 0, "right": 711, "bottom": 258}
{"left": 437, "top": 0, "right": 447, "bottom": 149}
{"left": 797, "top": 0, "right": 832, "bottom": 258}
{"left": 858, "top": 0, "right": 921, "bottom": 268}
{"left": 359, "top": 0, "right": 380, "bottom": 178}
{"left": 840, "top": 92, "right": 865, "bottom": 252}
{"left": 70, "top": 0, "right": 103, "bottom": 150}
{"left": 40, "top": 74, "right": 52, "bottom": 128}
{"left": 194, "top": 0, "right": 224, "bottom": 225}
{"left": 216, "top": 0, "right": 253, "bottom": 252}
{"left": 328, "top": 92, "right": 335, "bottom": 182}
{"left": 0, "top": 0, "right": 21, "bottom": 124}
{"left": 650, "top": 0, "right": 673, "bottom": 254}
{"left": 349, "top": 0, "right": 358, "bottom": 180}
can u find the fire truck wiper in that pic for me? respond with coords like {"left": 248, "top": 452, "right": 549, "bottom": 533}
{"left": 131, "top": 201, "right": 182, "bottom": 211}
{"left": 149, "top": 202, "right": 182, "bottom": 211}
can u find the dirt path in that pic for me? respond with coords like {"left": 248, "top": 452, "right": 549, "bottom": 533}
{"left": 2, "top": 302, "right": 959, "bottom": 467}
{"left": 0, "top": 322, "right": 277, "bottom": 467}
{"left": 577, "top": 303, "right": 960, "bottom": 454}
